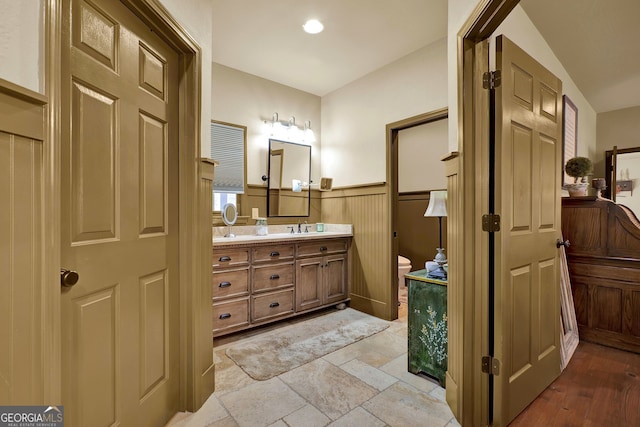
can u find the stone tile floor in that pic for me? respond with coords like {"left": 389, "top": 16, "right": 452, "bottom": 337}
{"left": 167, "top": 293, "right": 459, "bottom": 427}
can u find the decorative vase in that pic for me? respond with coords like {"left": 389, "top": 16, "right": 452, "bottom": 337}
{"left": 566, "top": 182, "right": 588, "bottom": 197}
{"left": 433, "top": 248, "right": 447, "bottom": 265}
{"left": 591, "top": 178, "right": 606, "bottom": 198}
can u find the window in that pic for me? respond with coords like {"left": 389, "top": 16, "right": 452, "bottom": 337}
{"left": 210, "top": 121, "right": 246, "bottom": 211}
{"left": 213, "top": 193, "right": 237, "bottom": 212}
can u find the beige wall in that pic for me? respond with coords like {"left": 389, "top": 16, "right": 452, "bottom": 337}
{"left": 322, "top": 38, "right": 448, "bottom": 187}
{"left": 0, "top": 1, "right": 44, "bottom": 93}
{"left": 595, "top": 106, "right": 640, "bottom": 177}
{"left": 211, "top": 63, "right": 321, "bottom": 187}
{"left": 212, "top": 39, "right": 449, "bottom": 191}
{"left": 158, "top": 0, "right": 213, "bottom": 158}
{"left": 398, "top": 118, "right": 449, "bottom": 193}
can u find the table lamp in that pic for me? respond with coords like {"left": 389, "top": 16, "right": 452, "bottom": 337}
{"left": 424, "top": 190, "right": 447, "bottom": 276}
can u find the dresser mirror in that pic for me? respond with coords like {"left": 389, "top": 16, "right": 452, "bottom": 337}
{"left": 267, "top": 139, "right": 311, "bottom": 217}
{"left": 604, "top": 146, "right": 640, "bottom": 219}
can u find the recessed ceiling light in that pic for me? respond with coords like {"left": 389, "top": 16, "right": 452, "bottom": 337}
{"left": 303, "top": 19, "right": 324, "bottom": 34}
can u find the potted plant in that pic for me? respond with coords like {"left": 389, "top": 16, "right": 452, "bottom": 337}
{"left": 564, "top": 156, "right": 593, "bottom": 196}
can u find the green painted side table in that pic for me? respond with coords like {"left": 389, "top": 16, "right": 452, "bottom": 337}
{"left": 406, "top": 269, "right": 448, "bottom": 386}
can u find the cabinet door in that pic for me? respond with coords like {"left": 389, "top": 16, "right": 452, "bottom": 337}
{"left": 296, "top": 257, "right": 323, "bottom": 311}
{"left": 324, "top": 254, "right": 348, "bottom": 304}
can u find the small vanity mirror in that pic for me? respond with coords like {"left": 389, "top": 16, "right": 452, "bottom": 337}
{"left": 605, "top": 146, "right": 640, "bottom": 219}
{"left": 221, "top": 202, "right": 238, "bottom": 237}
{"left": 267, "top": 139, "right": 311, "bottom": 217}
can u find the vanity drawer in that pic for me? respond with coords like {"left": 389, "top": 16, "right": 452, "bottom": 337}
{"left": 213, "top": 249, "right": 249, "bottom": 268}
{"left": 252, "top": 288, "right": 294, "bottom": 322}
{"left": 252, "top": 245, "right": 294, "bottom": 263}
{"left": 213, "top": 297, "right": 250, "bottom": 335}
{"left": 297, "top": 239, "right": 348, "bottom": 257}
{"left": 253, "top": 263, "right": 294, "bottom": 293}
{"left": 213, "top": 269, "right": 249, "bottom": 300}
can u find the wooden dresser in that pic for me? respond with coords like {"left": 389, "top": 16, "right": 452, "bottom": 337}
{"left": 561, "top": 197, "right": 640, "bottom": 353}
{"left": 212, "top": 236, "right": 351, "bottom": 337}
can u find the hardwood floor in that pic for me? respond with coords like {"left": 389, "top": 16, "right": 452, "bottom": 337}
{"left": 510, "top": 341, "right": 640, "bottom": 426}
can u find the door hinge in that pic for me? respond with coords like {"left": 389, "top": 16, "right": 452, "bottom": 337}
{"left": 482, "top": 355, "right": 500, "bottom": 376}
{"left": 482, "top": 214, "right": 501, "bottom": 232}
{"left": 483, "top": 70, "right": 501, "bottom": 89}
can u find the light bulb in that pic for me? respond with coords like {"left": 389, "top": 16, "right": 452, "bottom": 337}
{"left": 303, "top": 19, "right": 324, "bottom": 34}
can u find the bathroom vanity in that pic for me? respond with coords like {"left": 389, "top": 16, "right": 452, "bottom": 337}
{"left": 212, "top": 225, "right": 352, "bottom": 337}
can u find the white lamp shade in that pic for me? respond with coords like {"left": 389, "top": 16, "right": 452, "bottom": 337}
{"left": 424, "top": 190, "right": 447, "bottom": 217}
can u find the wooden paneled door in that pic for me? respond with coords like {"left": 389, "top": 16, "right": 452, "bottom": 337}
{"left": 493, "top": 35, "right": 563, "bottom": 425}
{"left": 60, "top": 0, "right": 180, "bottom": 425}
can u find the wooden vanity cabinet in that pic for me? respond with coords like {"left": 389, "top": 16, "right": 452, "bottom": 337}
{"left": 212, "top": 248, "right": 250, "bottom": 335}
{"left": 212, "top": 237, "right": 350, "bottom": 337}
{"left": 296, "top": 239, "right": 349, "bottom": 312}
{"left": 251, "top": 244, "right": 295, "bottom": 323}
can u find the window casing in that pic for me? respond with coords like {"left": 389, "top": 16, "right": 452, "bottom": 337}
{"left": 210, "top": 121, "right": 246, "bottom": 212}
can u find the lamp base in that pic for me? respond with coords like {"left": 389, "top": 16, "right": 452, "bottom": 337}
{"left": 433, "top": 248, "right": 447, "bottom": 265}
{"left": 428, "top": 248, "right": 447, "bottom": 279}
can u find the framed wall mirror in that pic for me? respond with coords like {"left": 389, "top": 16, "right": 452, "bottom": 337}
{"left": 267, "top": 139, "right": 311, "bottom": 217}
{"left": 605, "top": 145, "right": 640, "bottom": 219}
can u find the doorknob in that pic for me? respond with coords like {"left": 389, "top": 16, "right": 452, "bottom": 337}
{"left": 556, "top": 239, "right": 571, "bottom": 248}
{"left": 60, "top": 269, "right": 79, "bottom": 287}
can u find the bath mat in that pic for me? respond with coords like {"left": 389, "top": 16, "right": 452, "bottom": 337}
{"left": 225, "top": 308, "right": 390, "bottom": 380}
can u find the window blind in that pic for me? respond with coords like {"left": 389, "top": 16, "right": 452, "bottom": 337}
{"left": 210, "top": 122, "right": 245, "bottom": 193}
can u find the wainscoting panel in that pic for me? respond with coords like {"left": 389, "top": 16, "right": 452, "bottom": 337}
{"left": 443, "top": 153, "right": 461, "bottom": 419}
{"left": 321, "top": 184, "right": 392, "bottom": 319}
{"left": 0, "top": 85, "right": 46, "bottom": 405}
{"left": 0, "top": 132, "right": 44, "bottom": 404}
{"left": 195, "top": 159, "right": 216, "bottom": 407}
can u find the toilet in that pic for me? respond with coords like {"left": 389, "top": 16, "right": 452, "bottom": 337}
{"left": 398, "top": 255, "right": 412, "bottom": 289}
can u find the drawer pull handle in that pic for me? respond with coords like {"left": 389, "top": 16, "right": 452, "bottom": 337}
{"left": 270, "top": 251, "right": 280, "bottom": 257}
{"left": 320, "top": 246, "right": 327, "bottom": 252}
{"left": 269, "top": 274, "right": 280, "bottom": 280}
{"left": 219, "top": 256, "right": 231, "bottom": 262}
{"left": 219, "top": 281, "right": 231, "bottom": 288}
{"left": 269, "top": 302, "right": 280, "bottom": 308}
{"left": 219, "top": 313, "right": 231, "bottom": 320}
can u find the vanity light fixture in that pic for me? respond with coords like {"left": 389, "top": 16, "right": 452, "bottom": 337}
{"left": 303, "top": 19, "right": 324, "bottom": 34}
{"left": 263, "top": 112, "right": 314, "bottom": 144}
{"left": 303, "top": 120, "right": 316, "bottom": 143}
{"left": 287, "top": 116, "right": 300, "bottom": 138}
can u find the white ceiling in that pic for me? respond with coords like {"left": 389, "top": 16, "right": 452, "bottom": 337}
{"left": 520, "top": 0, "right": 640, "bottom": 113}
{"left": 212, "top": 0, "right": 640, "bottom": 113}
{"left": 211, "top": 0, "right": 447, "bottom": 96}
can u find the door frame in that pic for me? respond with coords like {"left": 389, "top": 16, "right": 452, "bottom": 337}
{"left": 454, "top": 0, "right": 521, "bottom": 425}
{"left": 387, "top": 108, "right": 448, "bottom": 321}
{"left": 46, "top": 0, "right": 211, "bottom": 411}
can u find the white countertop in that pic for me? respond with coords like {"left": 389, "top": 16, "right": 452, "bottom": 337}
{"left": 213, "top": 223, "right": 353, "bottom": 247}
